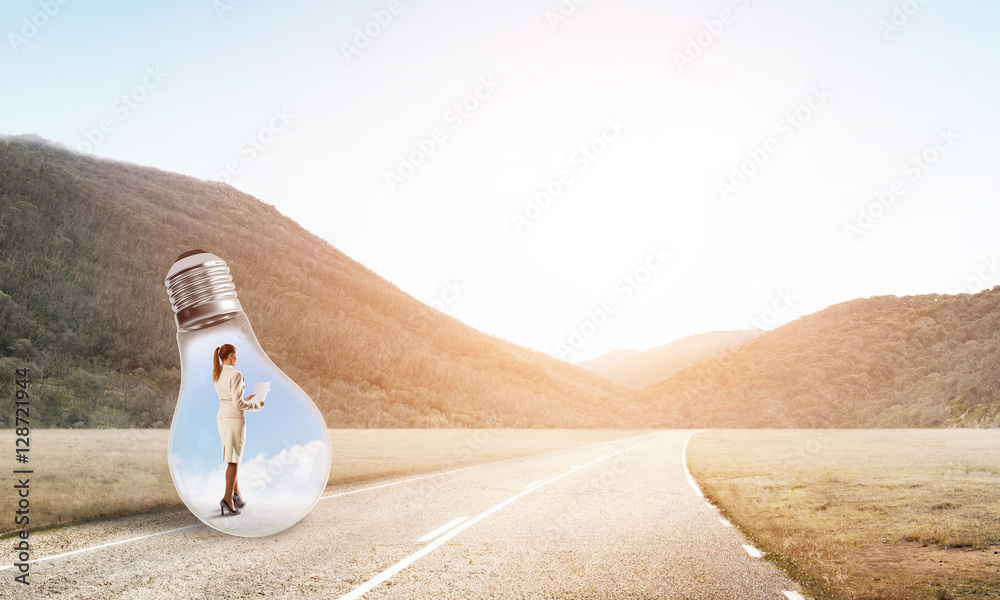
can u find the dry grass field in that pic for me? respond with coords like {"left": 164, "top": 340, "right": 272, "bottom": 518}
{"left": 0, "top": 428, "right": 649, "bottom": 538}
{"left": 686, "top": 429, "right": 1000, "bottom": 600}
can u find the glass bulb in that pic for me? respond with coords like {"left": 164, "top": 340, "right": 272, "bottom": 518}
{"left": 163, "top": 249, "right": 331, "bottom": 537}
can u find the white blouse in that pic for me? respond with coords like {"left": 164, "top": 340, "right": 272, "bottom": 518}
{"left": 214, "top": 364, "right": 261, "bottom": 420}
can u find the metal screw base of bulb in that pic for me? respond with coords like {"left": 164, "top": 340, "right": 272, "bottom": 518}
{"left": 164, "top": 249, "right": 244, "bottom": 332}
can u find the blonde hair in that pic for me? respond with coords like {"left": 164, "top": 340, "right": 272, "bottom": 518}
{"left": 213, "top": 344, "right": 236, "bottom": 383}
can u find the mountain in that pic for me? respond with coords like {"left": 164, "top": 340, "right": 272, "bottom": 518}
{"left": 0, "top": 135, "right": 637, "bottom": 428}
{"left": 576, "top": 349, "right": 641, "bottom": 371}
{"left": 580, "top": 330, "right": 763, "bottom": 389}
{"left": 3, "top": 135, "right": 996, "bottom": 432}
{"left": 633, "top": 292, "right": 1000, "bottom": 428}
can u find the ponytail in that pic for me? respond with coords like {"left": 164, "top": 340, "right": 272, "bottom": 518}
{"left": 213, "top": 344, "right": 236, "bottom": 382}
{"left": 213, "top": 347, "right": 222, "bottom": 383}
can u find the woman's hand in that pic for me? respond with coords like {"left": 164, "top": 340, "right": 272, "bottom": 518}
{"left": 259, "top": 400, "right": 265, "bottom": 408}
{"left": 245, "top": 394, "right": 256, "bottom": 402}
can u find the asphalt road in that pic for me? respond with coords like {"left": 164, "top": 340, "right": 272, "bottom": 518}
{"left": 5, "top": 430, "right": 807, "bottom": 599}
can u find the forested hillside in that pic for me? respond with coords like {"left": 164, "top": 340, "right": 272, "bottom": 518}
{"left": 0, "top": 136, "right": 637, "bottom": 428}
{"left": 634, "top": 292, "right": 1000, "bottom": 428}
{"left": 2, "top": 135, "right": 997, "bottom": 431}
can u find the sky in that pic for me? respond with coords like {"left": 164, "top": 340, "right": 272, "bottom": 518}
{"left": 2, "top": 0, "right": 999, "bottom": 362}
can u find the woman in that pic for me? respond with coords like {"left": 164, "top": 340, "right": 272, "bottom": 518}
{"left": 212, "top": 343, "right": 265, "bottom": 516}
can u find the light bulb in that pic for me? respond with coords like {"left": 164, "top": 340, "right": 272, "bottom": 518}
{"left": 163, "top": 249, "right": 331, "bottom": 537}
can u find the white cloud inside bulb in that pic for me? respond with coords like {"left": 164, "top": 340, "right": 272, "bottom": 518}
{"left": 170, "top": 439, "right": 328, "bottom": 506}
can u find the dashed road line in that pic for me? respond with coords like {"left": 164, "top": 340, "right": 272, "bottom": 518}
{"left": 683, "top": 432, "right": 800, "bottom": 600}
{"left": 335, "top": 448, "right": 640, "bottom": 600}
{"left": 416, "top": 517, "right": 468, "bottom": 543}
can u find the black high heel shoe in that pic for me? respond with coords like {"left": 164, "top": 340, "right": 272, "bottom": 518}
{"left": 233, "top": 493, "right": 246, "bottom": 508}
{"left": 220, "top": 499, "right": 241, "bottom": 515}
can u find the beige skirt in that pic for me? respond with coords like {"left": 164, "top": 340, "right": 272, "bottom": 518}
{"left": 217, "top": 418, "right": 246, "bottom": 464}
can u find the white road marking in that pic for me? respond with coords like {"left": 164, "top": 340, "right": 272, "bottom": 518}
{"left": 0, "top": 431, "right": 668, "bottom": 571}
{"left": 416, "top": 517, "right": 468, "bottom": 543}
{"left": 705, "top": 501, "right": 714, "bottom": 508}
{"left": 321, "top": 430, "right": 665, "bottom": 501}
{"left": 782, "top": 591, "right": 806, "bottom": 600}
{"left": 682, "top": 430, "right": 705, "bottom": 497}
{"left": 320, "top": 464, "right": 495, "bottom": 500}
{"left": 335, "top": 450, "right": 637, "bottom": 600}
{"left": 719, "top": 517, "right": 732, "bottom": 527}
{"left": 742, "top": 544, "right": 763, "bottom": 558}
{"left": 0, "top": 524, "right": 202, "bottom": 571}
{"left": 523, "top": 479, "right": 544, "bottom": 489}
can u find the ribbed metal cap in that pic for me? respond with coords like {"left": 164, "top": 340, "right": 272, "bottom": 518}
{"left": 164, "top": 249, "right": 243, "bottom": 331}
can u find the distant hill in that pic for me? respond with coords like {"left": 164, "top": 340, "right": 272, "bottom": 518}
{"left": 3, "top": 135, "right": 996, "bottom": 431}
{"left": 581, "top": 331, "right": 763, "bottom": 389}
{"left": 0, "top": 135, "right": 637, "bottom": 428}
{"left": 576, "top": 349, "right": 641, "bottom": 371}
{"left": 633, "top": 292, "right": 1000, "bottom": 428}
